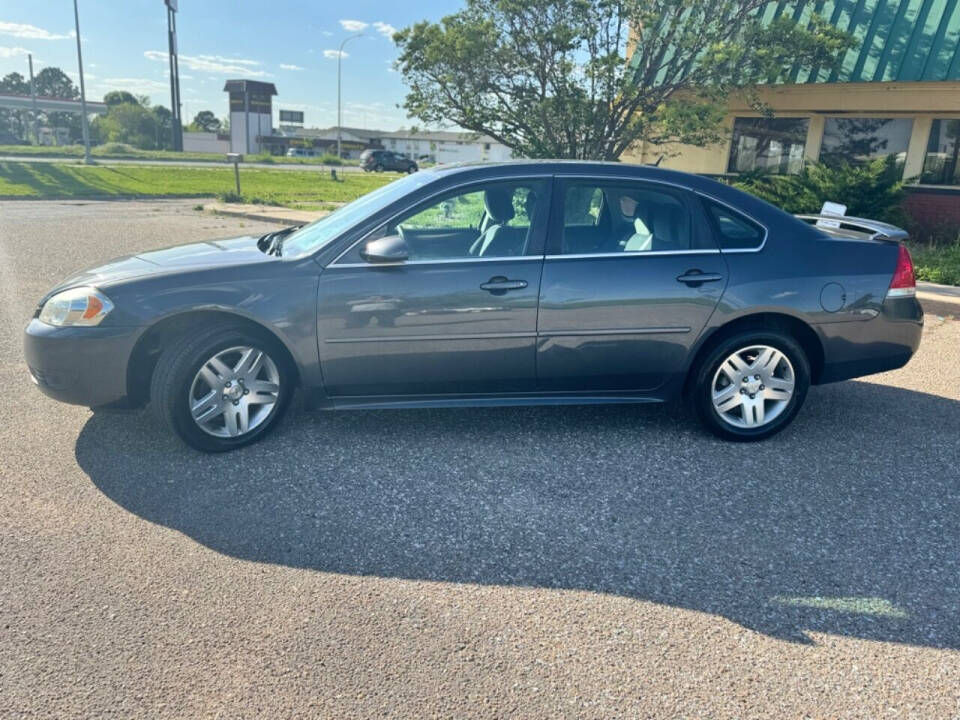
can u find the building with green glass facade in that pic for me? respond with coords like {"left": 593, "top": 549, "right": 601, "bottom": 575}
{"left": 625, "top": 0, "right": 960, "bottom": 224}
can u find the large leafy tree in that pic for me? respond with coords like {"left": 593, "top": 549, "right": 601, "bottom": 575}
{"left": 190, "top": 110, "right": 222, "bottom": 133}
{"left": 103, "top": 90, "right": 140, "bottom": 107}
{"left": 0, "top": 72, "right": 31, "bottom": 142}
{"left": 32, "top": 66, "right": 82, "bottom": 141}
{"left": 395, "top": 0, "right": 854, "bottom": 159}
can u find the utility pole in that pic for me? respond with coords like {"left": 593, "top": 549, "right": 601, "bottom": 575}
{"left": 165, "top": 0, "right": 183, "bottom": 151}
{"left": 28, "top": 53, "right": 39, "bottom": 145}
{"left": 72, "top": 0, "right": 92, "bottom": 164}
{"left": 336, "top": 34, "right": 364, "bottom": 159}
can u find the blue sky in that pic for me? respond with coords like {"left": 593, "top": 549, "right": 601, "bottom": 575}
{"left": 0, "top": 0, "right": 461, "bottom": 130}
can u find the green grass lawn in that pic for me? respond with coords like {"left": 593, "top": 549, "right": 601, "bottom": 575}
{"left": 0, "top": 144, "right": 359, "bottom": 166}
{"left": 0, "top": 161, "right": 395, "bottom": 205}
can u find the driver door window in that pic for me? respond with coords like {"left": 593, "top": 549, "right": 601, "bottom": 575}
{"left": 385, "top": 181, "right": 545, "bottom": 261}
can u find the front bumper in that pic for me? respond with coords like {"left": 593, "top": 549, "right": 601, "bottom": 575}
{"left": 24, "top": 319, "right": 144, "bottom": 408}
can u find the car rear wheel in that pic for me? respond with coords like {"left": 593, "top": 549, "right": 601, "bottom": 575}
{"left": 691, "top": 330, "right": 810, "bottom": 442}
{"left": 150, "top": 324, "right": 294, "bottom": 452}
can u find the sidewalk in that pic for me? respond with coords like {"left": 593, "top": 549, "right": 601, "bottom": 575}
{"left": 203, "top": 202, "right": 330, "bottom": 225}
{"left": 917, "top": 282, "right": 960, "bottom": 317}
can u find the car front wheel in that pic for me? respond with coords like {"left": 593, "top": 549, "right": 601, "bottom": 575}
{"left": 150, "top": 324, "right": 294, "bottom": 452}
{"left": 692, "top": 330, "right": 810, "bottom": 442}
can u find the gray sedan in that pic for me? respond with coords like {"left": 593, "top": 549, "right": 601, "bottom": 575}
{"left": 24, "top": 161, "right": 922, "bottom": 451}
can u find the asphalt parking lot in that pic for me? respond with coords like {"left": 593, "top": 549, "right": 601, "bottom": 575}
{"left": 2, "top": 199, "right": 959, "bottom": 718}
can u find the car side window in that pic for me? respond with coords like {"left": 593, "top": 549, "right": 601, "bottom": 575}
{"left": 375, "top": 181, "right": 546, "bottom": 261}
{"left": 704, "top": 200, "right": 765, "bottom": 250}
{"left": 558, "top": 182, "right": 705, "bottom": 255}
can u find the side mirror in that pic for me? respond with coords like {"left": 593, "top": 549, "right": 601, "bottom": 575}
{"left": 360, "top": 235, "right": 409, "bottom": 263}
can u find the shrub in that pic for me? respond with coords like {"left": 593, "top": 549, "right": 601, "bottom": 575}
{"left": 318, "top": 153, "right": 343, "bottom": 166}
{"left": 734, "top": 156, "right": 907, "bottom": 225}
{"left": 100, "top": 142, "right": 137, "bottom": 155}
{"left": 909, "top": 243, "right": 960, "bottom": 286}
{"left": 216, "top": 191, "right": 244, "bottom": 203}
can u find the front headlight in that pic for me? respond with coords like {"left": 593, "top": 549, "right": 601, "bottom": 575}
{"left": 38, "top": 287, "right": 115, "bottom": 327}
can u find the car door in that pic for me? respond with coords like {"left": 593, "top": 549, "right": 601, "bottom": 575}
{"left": 317, "top": 177, "right": 550, "bottom": 397}
{"left": 536, "top": 177, "right": 727, "bottom": 392}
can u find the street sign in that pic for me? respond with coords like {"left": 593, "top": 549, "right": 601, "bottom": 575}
{"left": 279, "top": 110, "right": 304, "bottom": 124}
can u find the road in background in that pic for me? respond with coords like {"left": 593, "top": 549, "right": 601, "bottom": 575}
{"left": 0, "top": 154, "right": 366, "bottom": 172}
{"left": 2, "top": 200, "right": 959, "bottom": 718}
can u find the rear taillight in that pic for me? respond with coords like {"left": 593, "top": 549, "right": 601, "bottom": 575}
{"left": 887, "top": 244, "right": 916, "bottom": 298}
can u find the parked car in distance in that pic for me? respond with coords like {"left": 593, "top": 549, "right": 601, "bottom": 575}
{"left": 285, "top": 148, "right": 318, "bottom": 158}
{"left": 361, "top": 149, "right": 418, "bottom": 173}
{"left": 24, "top": 161, "right": 922, "bottom": 452}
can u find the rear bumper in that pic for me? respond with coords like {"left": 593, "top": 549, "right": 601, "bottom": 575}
{"left": 816, "top": 296, "right": 923, "bottom": 384}
{"left": 23, "top": 319, "right": 143, "bottom": 408}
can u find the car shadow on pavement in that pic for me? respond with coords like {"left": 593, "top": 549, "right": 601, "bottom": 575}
{"left": 76, "top": 379, "right": 960, "bottom": 648}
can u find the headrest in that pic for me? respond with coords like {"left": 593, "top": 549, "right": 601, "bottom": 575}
{"left": 484, "top": 188, "right": 515, "bottom": 223}
{"left": 523, "top": 190, "right": 537, "bottom": 220}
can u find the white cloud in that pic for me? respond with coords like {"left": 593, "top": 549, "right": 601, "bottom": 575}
{"left": 0, "top": 21, "right": 73, "bottom": 40}
{"left": 144, "top": 50, "right": 270, "bottom": 77}
{"left": 323, "top": 49, "right": 347, "bottom": 60}
{"left": 339, "top": 19, "right": 368, "bottom": 32}
{"left": 280, "top": 63, "right": 304, "bottom": 71}
{"left": 0, "top": 46, "right": 29, "bottom": 58}
{"left": 101, "top": 77, "right": 170, "bottom": 94}
{"left": 372, "top": 22, "right": 397, "bottom": 39}
{"left": 194, "top": 54, "right": 260, "bottom": 67}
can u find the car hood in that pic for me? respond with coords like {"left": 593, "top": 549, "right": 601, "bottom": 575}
{"left": 51, "top": 236, "right": 272, "bottom": 291}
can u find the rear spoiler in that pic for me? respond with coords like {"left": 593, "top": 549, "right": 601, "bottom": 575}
{"left": 794, "top": 215, "right": 909, "bottom": 242}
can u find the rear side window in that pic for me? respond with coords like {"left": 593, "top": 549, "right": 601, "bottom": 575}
{"left": 705, "top": 200, "right": 765, "bottom": 250}
{"left": 556, "top": 181, "right": 712, "bottom": 255}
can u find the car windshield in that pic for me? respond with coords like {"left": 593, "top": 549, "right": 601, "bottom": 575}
{"left": 281, "top": 172, "right": 434, "bottom": 257}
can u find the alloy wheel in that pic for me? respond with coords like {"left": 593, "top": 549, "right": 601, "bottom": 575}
{"left": 188, "top": 345, "right": 281, "bottom": 438}
{"left": 710, "top": 344, "right": 795, "bottom": 429}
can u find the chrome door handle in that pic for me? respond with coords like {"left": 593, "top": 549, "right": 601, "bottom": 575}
{"left": 480, "top": 277, "right": 528, "bottom": 292}
{"left": 676, "top": 270, "right": 723, "bottom": 285}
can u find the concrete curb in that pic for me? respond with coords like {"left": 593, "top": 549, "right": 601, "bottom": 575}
{"left": 203, "top": 202, "right": 329, "bottom": 226}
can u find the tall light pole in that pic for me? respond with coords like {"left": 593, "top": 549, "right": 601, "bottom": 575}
{"left": 336, "top": 33, "right": 364, "bottom": 159}
{"left": 28, "top": 53, "right": 39, "bottom": 145}
{"left": 72, "top": 0, "right": 92, "bottom": 164}
{"left": 165, "top": 0, "right": 183, "bottom": 151}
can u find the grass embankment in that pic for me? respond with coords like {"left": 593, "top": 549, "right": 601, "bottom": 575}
{"left": 0, "top": 144, "right": 359, "bottom": 166}
{"left": 908, "top": 243, "right": 960, "bottom": 286}
{"left": 0, "top": 161, "right": 395, "bottom": 207}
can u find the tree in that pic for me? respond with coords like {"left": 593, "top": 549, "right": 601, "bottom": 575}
{"left": 33, "top": 67, "right": 78, "bottom": 99}
{"left": 94, "top": 102, "right": 159, "bottom": 149}
{"left": 190, "top": 110, "right": 221, "bottom": 133}
{"left": 32, "top": 67, "right": 81, "bottom": 141}
{"left": 103, "top": 90, "right": 139, "bottom": 107}
{"left": 152, "top": 105, "right": 173, "bottom": 149}
{"left": 395, "top": 0, "right": 855, "bottom": 160}
{"left": 0, "top": 72, "right": 31, "bottom": 142}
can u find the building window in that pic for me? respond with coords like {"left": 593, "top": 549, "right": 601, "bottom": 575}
{"left": 728, "top": 117, "right": 809, "bottom": 174}
{"left": 819, "top": 117, "right": 913, "bottom": 172}
{"left": 920, "top": 119, "right": 960, "bottom": 186}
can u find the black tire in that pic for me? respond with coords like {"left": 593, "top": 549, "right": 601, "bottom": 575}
{"left": 691, "top": 329, "right": 810, "bottom": 442}
{"left": 407, "top": 164, "right": 418, "bottom": 174}
{"left": 150, "top": 323, "right": 294, "bottom": 452}
{"left": 374, "top": 163, "right": 384, "bottom": 172}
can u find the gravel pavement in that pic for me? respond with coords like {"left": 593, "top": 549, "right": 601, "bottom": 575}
{"left": 1, "top": 199, "right": 959, "bottom": 718}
